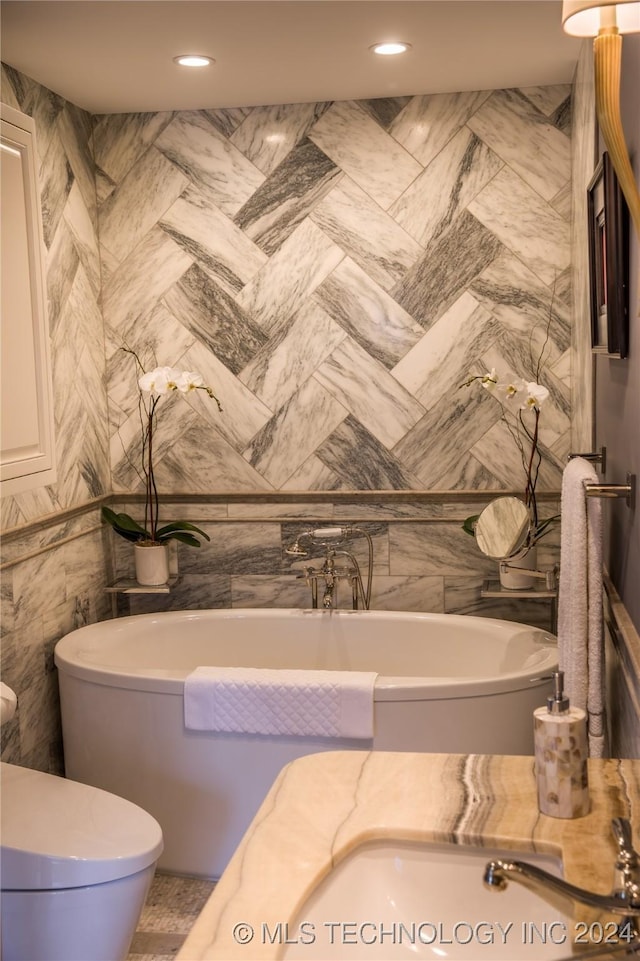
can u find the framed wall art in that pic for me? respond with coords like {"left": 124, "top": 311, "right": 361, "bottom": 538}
{"left": 587, "top": 151, "right": 630, "bottom": 358}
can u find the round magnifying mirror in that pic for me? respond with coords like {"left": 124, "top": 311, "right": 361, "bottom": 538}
{"left": 474, "top": 496, "right": 531, "bottom": 560}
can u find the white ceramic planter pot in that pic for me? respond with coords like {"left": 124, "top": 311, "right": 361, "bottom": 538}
{"left": 499, "top": 545, "right": 538, "bottom": 590}
{"left": 134, "top": 543, "right": 169, "bottom": 586}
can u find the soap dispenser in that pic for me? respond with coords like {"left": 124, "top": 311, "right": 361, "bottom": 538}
{"left": 533, "top": 671, "right": 589, "bottom": 819}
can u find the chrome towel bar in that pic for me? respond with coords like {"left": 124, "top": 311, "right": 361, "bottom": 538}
{"left": 584, "top": 473, "right": 636, "bottom": 509}
{"left": 568, "top": 446, "right": 607, "bottom": 473}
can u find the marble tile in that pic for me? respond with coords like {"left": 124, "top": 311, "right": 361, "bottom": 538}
{"left": 98, "top": 146, "right": 189, "bottom": 265}
{"left": 467, "top": 88, "right": 571, "bottom": 202}
{"left": 178, "top": 523, "right": 282, "bottom": 575}
{"left": 152, "top": 418, "right": 274, "bottom": 494}
{"left": 178, "top": 340, "right": 274, "bottom": 452}
{"left": 519, "top": 84, "right": 572, "bottom": 118}
{"left": 359, "top": 97, "right": 412, "bottom": 130}
{"left": 314, "top": 257, "right": 424, "bottom": 368}
{"left": 236, "top": 218, "right": 344, "bottom": 333}
{"left": 390, "top": 127, "right": 504, "bottom": 248}
{"left": 0, "top": 64, "right": 22, "bottom": 109}
{"left": 163, "top": 264, "right": 267, "bottom": 375}
{"left": 244, "top": 379, "right": 348, "bottom": 489}
{"left": 93, "top": 112, "right": 175, "bottom": 184}
{"left": 230, "top": 102, "right": 331, "bottom": 176}
{"left": 202, "top": 107, "right": 253, "bottom": 139}
{"left": 393, "top": 386, "right": 501, "bottom": 488}
{"left": 389, "top": 90, "right": 491, "bottom": 166}
{"left": 392, "top": 211, "right": 503, "bottom": 330}
{"left": 470, "top": 249, "right": 571, "bottom": 360}
{"left": 314, "top": 337, "right": 426, "bottom": 448}
{"left": 467, "top": 168, "right": 570, "bottom": 286}
{"left": 45, "top": 217, "right": 80, "bottom": 336}
{"left": 316, "top": 416, "right": 421, "bottom": 490}
{"left": 230, "top": 575, "right": 312, "bottom": 609}
{"left": 125, "top": 576, "right": 232, "bottom": 616}
{"left": 56, "top": 101, "right": 97, "bottom": 225}
{"left": 159, "top": 183, "right": 268, "bottom": 296}
{"left": 392, "top": 292, "right": 500, "bottom": 411}
{"left": 469, "top": 417, "right": 564, "bottom": 492}
{"left": 12, "top": 551, "right": 67, "bottom": 632}
{"left": 389, "top": 522, "right": 495, "bottom": 577}
{"left": 308, "top": 100, "right": 422, "bottom": 209}
{"left": 233, "top": 138, "right": 341, "bottom": 255}
{"left": 39, "top": 127, "right": 74, "bottom": 250}
{"left": 101, "top": 227, "right": 193, "bottom": 335}
{"left": 310, "top": 176, "right": 422, "bottom": 291}
{"left": 239, "top": 300, "right": 347, "bottom": 411}
{"left": 106, "top": 303, "right": 196, "bottom": 392}
{"left": 369, "top": 575, "right": 444, "bottom": 613}
{"left": 428, "top": 452, "right": 506, "bottom": 491}
{"left": 281, "top": 455, "right": 343, "bottom": 492}
{"left": 155, "top": 110, "right": 265, "bottom": 217}
{"left": 63, "top": 182, "right": 101, "bottom": 296}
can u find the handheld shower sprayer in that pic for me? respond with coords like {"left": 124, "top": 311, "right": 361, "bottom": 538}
{"left": 285, "top": 526, "right": 373, "bottom": 609}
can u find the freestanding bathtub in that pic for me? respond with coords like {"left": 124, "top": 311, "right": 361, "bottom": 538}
{"left": 54, "top": 609, "right": 557, "bottom": 879}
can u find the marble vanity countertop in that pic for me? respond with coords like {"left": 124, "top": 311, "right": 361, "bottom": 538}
{"left": 176, "top": 751, "right": 640, "bottom": 960}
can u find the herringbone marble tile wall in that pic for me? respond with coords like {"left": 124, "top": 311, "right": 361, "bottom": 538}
{"left": 98, "top": 87, "right": 572, "bottom": 496}
{"left": 1, "top": 64, "right": 570, "bottom": 769}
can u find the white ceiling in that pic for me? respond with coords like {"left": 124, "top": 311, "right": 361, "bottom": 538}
{"left": 0, "top": 1, "right": 583, "bottom": 115}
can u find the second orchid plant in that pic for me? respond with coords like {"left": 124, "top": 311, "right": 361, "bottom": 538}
{"left": 102, "top": 348, "right": 222, "bottom": 547}
{"left": 461, "top": 369, "right": 558, "bottom": 549}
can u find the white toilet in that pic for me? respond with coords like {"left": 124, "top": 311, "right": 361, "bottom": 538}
{"left": 0, "top": 685, "right": 164, "bottom": 961}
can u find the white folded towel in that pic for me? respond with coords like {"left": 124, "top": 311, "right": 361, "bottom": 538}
{"left": 183, "top": 666, "right": 377, "bottom": 739}
{"left": 557, "top": 456, "right": 606, "bottom": 757}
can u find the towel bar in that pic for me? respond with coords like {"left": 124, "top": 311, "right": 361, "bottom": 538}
{"left": 568, "top": 446, "right": 607, "bottom": 473}
{"left": 584, "top": 473, "right": 636, "bottom": 509}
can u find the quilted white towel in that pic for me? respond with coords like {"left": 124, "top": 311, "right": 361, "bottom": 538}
{"left": 183, "top": 666, "right": 377, "bottom": 739}
{"left": 557, "top": 457, "right": 606, "bottom": 757}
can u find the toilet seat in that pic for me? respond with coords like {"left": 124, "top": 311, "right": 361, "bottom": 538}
{"left": 0, "top": 762, "right": 163, "bottom": 890}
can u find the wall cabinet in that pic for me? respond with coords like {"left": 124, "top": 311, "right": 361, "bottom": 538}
{"left": 1, "top": 103, "right": 56, "bottom": 496}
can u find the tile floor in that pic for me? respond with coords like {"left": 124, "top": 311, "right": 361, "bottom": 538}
{"left": 128, "top": 873, "right": 216, "bottom": 961}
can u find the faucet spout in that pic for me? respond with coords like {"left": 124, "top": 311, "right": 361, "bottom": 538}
{"left": 485, "top": 819, "right": 640, "bottom": 924}
{"left": 483, "top": 858, "right": 640, "bottom": 915}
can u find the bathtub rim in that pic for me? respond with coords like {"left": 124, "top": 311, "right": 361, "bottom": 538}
{"left": 54, "top": 608, "right": 558, "bottom": 703}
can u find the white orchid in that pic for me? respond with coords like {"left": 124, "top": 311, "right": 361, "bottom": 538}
{"left": 138, "top": 366, "right": 181, "bottom": 394}
{"left": 461, "top": 367, "right": 552, "bottom": 537}
{"left": 521, "top": 381, "right": 549, "bottom": 410}
{"left": 104, "top": 348, "right": 222, "bottom": 547}
{"left": 176, "top": 371, "right": 205, "bottom": 392}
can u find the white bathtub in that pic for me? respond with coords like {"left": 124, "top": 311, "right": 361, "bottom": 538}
{"left": 54, "top": 609, "right": 557, "bottom": 879}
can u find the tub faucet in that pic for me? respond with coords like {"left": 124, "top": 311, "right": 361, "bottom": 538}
{"left": 484, "top": 818, "right": 640, "bottom": 942}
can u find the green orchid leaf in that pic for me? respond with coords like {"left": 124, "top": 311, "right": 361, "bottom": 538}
{"left": 164, "top": 531, "right": 202, "bottom": 547}
{"left": 462, "top": 514, "right": 480, "bottom": 537}
{"left": 101, "top": 506, "right": 150, "bottom": 541}
{"left": 155, "top": 521, "right": 210, "bottom": 541}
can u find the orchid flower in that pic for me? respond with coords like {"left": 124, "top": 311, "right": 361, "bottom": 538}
{"left": 104, "top": 348, "right": 222, "bottom": 548}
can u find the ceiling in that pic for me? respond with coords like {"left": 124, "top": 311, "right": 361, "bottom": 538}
{"left": 0, "top": 1, "right": 583, "bottom": 115}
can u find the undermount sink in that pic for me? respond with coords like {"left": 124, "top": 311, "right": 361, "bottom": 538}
{"left": 283, "top": 840, "right": 575, "bottom": 960}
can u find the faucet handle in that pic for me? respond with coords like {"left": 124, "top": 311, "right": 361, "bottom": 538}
{"left": 613, "top": 818, "right": 639, "bottom": 865}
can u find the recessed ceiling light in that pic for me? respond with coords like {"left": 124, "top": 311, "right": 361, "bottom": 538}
{"left": 173, "top": 55, "right": 214, "bottom": 68}
{"left": 370, "top": 42, "right": 412, "bottom": 56}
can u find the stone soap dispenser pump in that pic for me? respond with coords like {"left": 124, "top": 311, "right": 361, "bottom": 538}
{"left": 533, "top": 670, "right": 589, "bottom": 818}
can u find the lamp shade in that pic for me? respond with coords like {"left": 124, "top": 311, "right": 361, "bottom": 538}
{"left": 562, "top": 0, "right": 640, "bottom": 36}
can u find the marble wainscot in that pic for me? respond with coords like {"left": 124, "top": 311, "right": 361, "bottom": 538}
{"left": 177, "top": 752, "right": 640, "bottom": 960}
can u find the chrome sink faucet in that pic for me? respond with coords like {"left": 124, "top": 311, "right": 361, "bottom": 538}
{"left": 484, "top": 818, "right": 640, "bottom": 941}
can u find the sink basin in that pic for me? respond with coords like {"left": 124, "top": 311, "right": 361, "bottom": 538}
{"left": 283, "top": 841, "right": 575, "bottom": 959}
